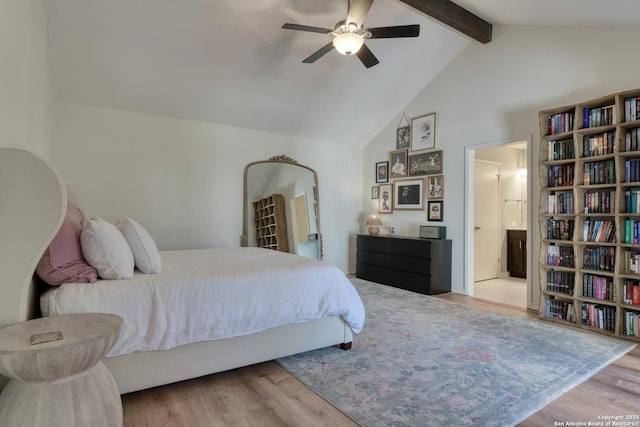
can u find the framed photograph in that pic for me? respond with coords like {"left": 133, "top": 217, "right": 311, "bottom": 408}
{"left": 427, "top": 175, "right": 444, "bottom": 200}
{"left": 393, "top": 178, "right": 424, "bottom": 210}
{"left": 378, "top": 184, "right": 393, "bottom": 214}
{"left": 408, "top": 152, "right": 433, "bottom": 176}
{"left": 428, "top": 201, "right": 443, "bottom": 221}
{"left": 376, "top": 161, "right": 389, "bottom": 183}
{"left": 371, "top": 186, "right": 379, "bottom": 199}
{"left": 389, "top": 149, "right": 408, "bottom": 178}
{"left": 396, "top": 125, "right": 410, "bottom": 149}
{"left": 410, "top": 112, "right": 436, "bottom": 152}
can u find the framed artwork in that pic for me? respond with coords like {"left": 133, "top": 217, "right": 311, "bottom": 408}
{"left": 378, "top": 184, "right": 393, "bottom": 214}
{"left": 428, "top": 201, "right": 443, "bottom": 221}
{"left": 419, "top": 149, "right": 443, "bottom": 175}
{"left": 376, "top": 161, "right": 389, "bottom": 183}
{"left": 427, "top": 175, "right": 444, "bottom": 200}
{"left": 389, "top": 149, "right": 408, "bottom": 178}
{"left": 410, "top": 112, "right": 436, "bottom": 152}
{"left": 408, "top": 152, "right": 433, "bottom": 176}
{"left": 371, "top": 186, "right": 379, "bottom": 199}
{"left": 393, "top": 178, "right": 424, "bottom": 210}
{"left": 396, "top": 125, "right": 410, "bottom": 149}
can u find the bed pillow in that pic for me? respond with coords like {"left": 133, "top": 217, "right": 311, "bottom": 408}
{"left": 35, "top": 202, "right": 98, "bottom": 286}
{"left": 116, "top": 217, "right": 162, "bottom": 274}
{"left": 81, "top": 216, "right": 135, "bottom": 280}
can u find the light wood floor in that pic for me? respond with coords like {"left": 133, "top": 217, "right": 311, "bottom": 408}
{"left": 122, "top": 294, "right": 640, "bottom": 427}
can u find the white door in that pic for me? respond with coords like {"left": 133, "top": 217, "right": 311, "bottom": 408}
{"left": 474, "top": 160, "right": 501, "bottom": 281}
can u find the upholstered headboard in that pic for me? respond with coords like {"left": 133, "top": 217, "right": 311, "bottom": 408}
{"left": 0, "top": 148, "right": 67, "bottom": 328}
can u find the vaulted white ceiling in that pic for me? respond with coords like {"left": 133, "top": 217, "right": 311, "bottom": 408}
{"left": 44, "top": 0, "right": 640, "bottom": 146}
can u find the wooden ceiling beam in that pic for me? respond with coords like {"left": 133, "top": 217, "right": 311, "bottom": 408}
{"left": 398, "top": 0, "right": 492, "bottom": 44}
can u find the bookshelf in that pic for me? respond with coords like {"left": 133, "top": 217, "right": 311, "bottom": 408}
{"left": 252, "top": 194, "right": 288, "bottom": 253}
{"left": 539, "top": 88, "right": 640, "bottom": 341}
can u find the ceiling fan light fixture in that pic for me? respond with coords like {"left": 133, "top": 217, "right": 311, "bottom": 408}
{"left": 333, "top": 32, "right": 364, "bottom": 56}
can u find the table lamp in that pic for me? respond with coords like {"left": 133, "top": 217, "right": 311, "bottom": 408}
{"left": 366, "top": 214, "right": 383, "bottom": 235}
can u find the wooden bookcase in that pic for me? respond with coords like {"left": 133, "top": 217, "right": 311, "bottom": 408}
{"left": 252, "top": 194, "right": 288, "bottom": 253}
{"left": 539, "top": 88, "right": 640, "bottom": 341}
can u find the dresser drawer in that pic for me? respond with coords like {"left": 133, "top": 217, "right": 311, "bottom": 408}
{"left": 356, "top": 250, "right": 430, "bottom": 275}
{"left": 357, "top": 235, "right": 431, "bottom": 259}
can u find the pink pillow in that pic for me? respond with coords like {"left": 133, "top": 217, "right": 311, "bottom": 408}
{"left": 36, "top": 202, "right": 98, "bottom": 286}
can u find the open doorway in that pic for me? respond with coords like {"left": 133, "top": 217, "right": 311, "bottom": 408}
{"left": 470, "top": 141, "right": 529, "bottom": 308}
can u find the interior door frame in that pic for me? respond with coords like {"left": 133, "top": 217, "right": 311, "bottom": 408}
{"left": 464, "top": 136, "right": 534, "bottom": 307}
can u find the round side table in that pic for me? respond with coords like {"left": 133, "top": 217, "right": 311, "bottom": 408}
{"left": 0, "top": 313, "right": 123, "bottom": 427}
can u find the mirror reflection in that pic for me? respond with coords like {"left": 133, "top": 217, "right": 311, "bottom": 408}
{"left": 242, "top": 155, "right": 322, "bottom": 259}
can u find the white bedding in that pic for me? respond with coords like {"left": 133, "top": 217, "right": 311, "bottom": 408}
{"left": 41, "top": 247, "right": 365, "bottom": 357}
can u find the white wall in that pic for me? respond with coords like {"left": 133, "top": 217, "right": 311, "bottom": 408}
{"left": 51, "top": 101, "right": 362, "bottom": 272}
{"left": 363, "top": 25, "right": 640, "bottom": 306}
{"left": 0, "top": 0, "right": 52, "bottom": 158}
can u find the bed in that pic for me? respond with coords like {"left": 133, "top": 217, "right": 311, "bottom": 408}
{"left": 0, "top": 147, "right": 365, "bottom": 394}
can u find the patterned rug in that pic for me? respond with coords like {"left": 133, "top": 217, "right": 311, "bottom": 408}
{"left": 277, "top": 279, "right": 636, "bottom": 427}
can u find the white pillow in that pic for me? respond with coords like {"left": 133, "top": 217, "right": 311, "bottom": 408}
{"left": 81, "top": 217, "right": 135, "bottom": 280}
{"left": 116, "top": 217, "right": 162, "bottom": 274}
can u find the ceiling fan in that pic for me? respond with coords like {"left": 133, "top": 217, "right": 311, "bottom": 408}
{"left": 282, "top": 0, "right": 420, "bottom": 68}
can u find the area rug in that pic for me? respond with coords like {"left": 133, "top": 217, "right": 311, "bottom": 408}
{"left": 277, "top": 279, "right": 636, "bottom": 427}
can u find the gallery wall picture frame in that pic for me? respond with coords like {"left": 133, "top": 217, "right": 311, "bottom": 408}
{"left": 372, "top": 186, "right": 379, "bottom": 199}
{"left": 427, "top": 174, "right": 444, "bottom": 200}
{"left": 410, "top": 112, "right": 436, "bottom": 152}
{"left": 420, "top": 149, "right": 443, "bottom": 175}
{"left": 396, "top": 113, "right": 410, "bottom": 149}
{"left": 408, "top": 152, "right": 433, "bottom": 176}
{"left": 428, "top": 201, "right": 443, "bottom": 221}
{"left": 378, "top": 184, "right": 393, "bottom": 214}
{"left": 393, "top": 178, "right": 424, "bottom": 210}
{"left": 389, "top": 149, "right": 408, "bottom": 178}
{"left": 376, "top": 161, "right": 389, "bottom": 183}
{"left": 397, "top": 125, "right": 410, "bottom": 149}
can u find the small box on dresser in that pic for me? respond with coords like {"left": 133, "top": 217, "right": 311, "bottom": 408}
{"left": 356, "top": 234, "right": 452, "bottom": 295}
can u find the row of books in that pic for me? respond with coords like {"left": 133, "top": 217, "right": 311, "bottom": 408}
{"left": 545, "top": 299, "right": 575, "bottom": 321}
{"left": 623, "top": 311, "right": 640, "bottom": 337}
{"left": 547, "top": 164, "right": 574, "bottom": 187}
{"left": 583, "top": 246, "right": 615, "bottom": 272}
{"left": 623, "top": 280, "right": 640, "bottom": 305}
{"left": 547, "top": 191, "right": 574, "bottom": 214}
{"left": 546, "top": 245, "right": 574, "bottom": 267}
{"left": 547, "top": 139, "right": 575, "bottom": 161}
{"left": 583, "top": 105, "right": 616, "bottom": 129}
{"left": 583, "top": 159, "right": 616, "bottom": 185}
{"left": 622, "top": 249, "right": 640, "bottom": 275}
{"left": 624, "top": 188, "right": 640, "bottom": 213}
{"left": 583, "top": 219, "right": 616, "bottom": 243}
{"left": 583, "top": 190, "right": 614, "bottom": 214}
{"left": 582, "top": 274, "right": 615, "bottom": 301}
{"left": 581, "top": 303, "right": 616, "bottom": 331}
{"left": 624, "top": 158, "right": 640, "bottom": 183}
{"left": 546, "top": 270, "right": 575, "bottom": 294}
{"left": 622, "top": 220, "right": 640, "bottom": 244}
{"left": 624, "top": 127, "right": 640, "bottom": 152}
{"left": 546, "top": 112, "right": 575, "bottom": 136}
{"left": 547, "top": 219, "right": 574, "bottom": 240}
{"left": 583, "top": 132, "right": 614, "bottom": 157}
{"left": 624, "top": 96, "right": 640, "bottom": 122}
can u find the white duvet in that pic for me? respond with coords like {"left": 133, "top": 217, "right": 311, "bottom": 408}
{"left": 41, "top": 247, "right": 365, "bottom": 357}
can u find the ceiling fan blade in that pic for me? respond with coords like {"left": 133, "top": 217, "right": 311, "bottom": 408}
{"left": 302, "top": 42, "right": 335, "bottom": 64}
{"left": 355, "top": 43, "right": 379, "bottom": 68}
{"left": 346, "top": 0, "right": 373, "bottom": 27}
{"left": 367, "top": 24, "right": 420, "bottom": 39}
{"left": 282, "top": 23, "right": 332, "bottom": 34}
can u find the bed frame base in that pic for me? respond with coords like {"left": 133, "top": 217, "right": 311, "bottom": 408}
{"left": 104, "top": 315, "right": 353, "bottom": 394}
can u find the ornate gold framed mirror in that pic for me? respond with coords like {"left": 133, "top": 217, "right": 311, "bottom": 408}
{"left": 242, "top": 155, "right": 322, "bottom": 259}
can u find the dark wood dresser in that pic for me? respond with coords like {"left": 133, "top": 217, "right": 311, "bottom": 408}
{"left": 356, "top": 234, "right": 452, "bottom": 295}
